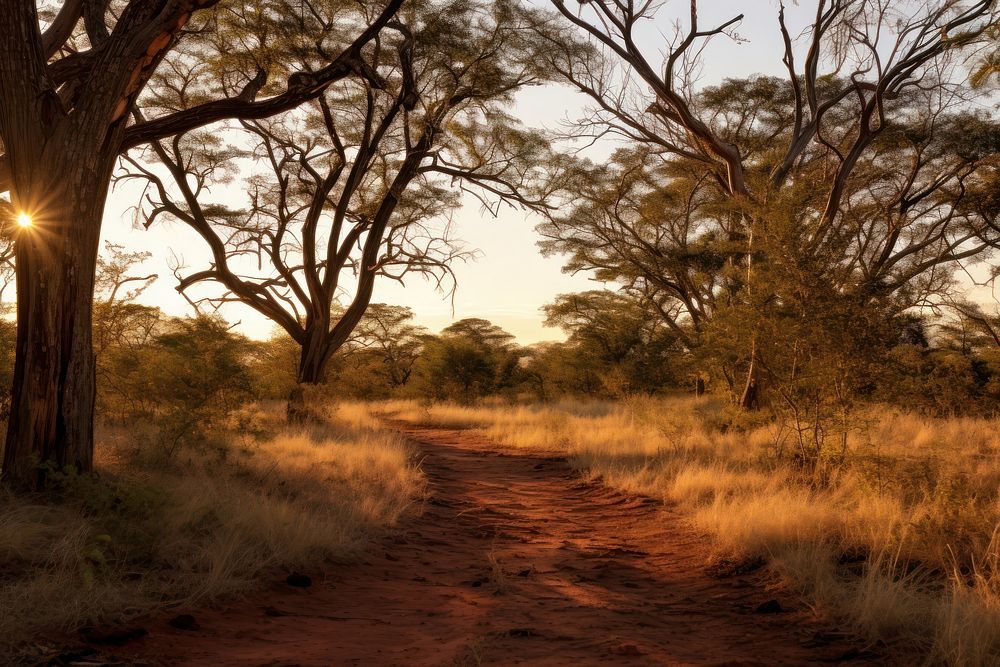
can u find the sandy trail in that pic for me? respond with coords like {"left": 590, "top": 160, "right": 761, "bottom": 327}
{"left": 128, "top": 423, "right": 877, "bottom": 666}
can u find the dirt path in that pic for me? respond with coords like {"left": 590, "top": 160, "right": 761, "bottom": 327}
{"left": 128, "top": 423, "right": 878, "bottom": 666}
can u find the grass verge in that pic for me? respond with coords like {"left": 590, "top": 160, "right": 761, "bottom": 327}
{"left": 386, "top": 396, "right": 1000, "bottom": 665}
{"left": 0, "top": 401, "right": 424, "bottom": 655}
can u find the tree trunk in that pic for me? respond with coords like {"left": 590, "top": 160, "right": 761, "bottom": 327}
{"left": 739, "top": 356, "right": 761, "bottom": 411}
{"left": 286, "top": 384, "right": 308, "bottom": 425}
{"left": 287, "top": 329, "right": 329, "bottom": 424}
{"left": 3, "top": 153, "right": 113, "bottom": 490}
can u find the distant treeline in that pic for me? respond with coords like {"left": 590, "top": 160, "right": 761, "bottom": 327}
{"left": 0, "top": 283, "right": 994, "bottom": 453}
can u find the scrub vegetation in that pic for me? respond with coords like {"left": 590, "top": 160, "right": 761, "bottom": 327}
{"left": 0, "top": 400, "right": 423, "bottom": 652}
{"left": 4, "top": 0, "right": 1000, "bottom": 664}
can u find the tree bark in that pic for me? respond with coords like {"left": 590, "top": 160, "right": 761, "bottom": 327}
{"left": 287, "top": 327, "right": 329, "bottom": 424}
{"left": 3, "top": 151, "right": 115, "bottom": 489}
{"left": 739, "top": 355, "right": 761, "bottom": 411}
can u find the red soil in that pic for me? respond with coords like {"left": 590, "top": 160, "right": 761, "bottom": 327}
{"left": 124, "top": 423, "right": 879, "bottom": 666}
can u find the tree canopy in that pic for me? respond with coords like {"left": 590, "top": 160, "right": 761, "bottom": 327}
{"left": 123, "top": 0, "right": 561, "bottom": 404}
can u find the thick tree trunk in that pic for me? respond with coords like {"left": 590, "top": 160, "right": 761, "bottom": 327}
{"left": 3, "top": 154, "right": 112, "bottom": 489}
{"left": 286, "top": 385, "right": 308, "bottom": 425}
{"left": 287, "top": 330, "right": 329, "bottom": 424}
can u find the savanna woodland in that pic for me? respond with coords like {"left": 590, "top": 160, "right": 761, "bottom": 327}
{"left": 3, "top": 0, "right": 1000, "bottom": 664}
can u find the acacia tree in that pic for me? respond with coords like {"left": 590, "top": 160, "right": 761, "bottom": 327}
{"left": 346, "top": 304, "right": 425, "bottom": 389}
{"left": 0, "top": 0, "right": 405, "bottom": 487}
{"left": 541, "top": 85, "right": 1000, "bottom": 394}
{"left": 124, "top": 0, "right": 557, "bottom": 418}
{"left": 92, "top": 242, "right": 161, "bottom": 421}
{"left": 542, "top": 0, "right": 1000, "bottom": 408}
{"left": 93, "top": 242, "right": 157, "bottom": 358}
{"left": 409, "top": 318, "right": 522, "bottom": 401}
{"left": 542, "top": 290, "right": 681, "bottom": 396}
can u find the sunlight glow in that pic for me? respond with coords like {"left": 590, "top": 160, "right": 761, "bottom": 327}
{"left": 16, "top": 212, "right": 32, "bottom": 228}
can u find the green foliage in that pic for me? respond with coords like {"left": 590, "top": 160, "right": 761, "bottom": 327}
{"left": 43, "top": 464, "right": 169, "bottom": 572}
{"left": 326, "top": 304, "right": 427, "bottom": 399}
{"left": 97, "top": 314, "right": 257, "bottom": 454}
{"left": 523, "top": 342, "right": 604, "bottom": 399}
{"left": 407, "top": 318, "right": 523, "bottom": 402}
{"left": 877, "top": 316, "right": 1000, "bottom": 417}
{"left": 248, "top": 331, "right": 300, "bottom": 401}
{"left": 80, "top": 534, "right": 112, "bottom": 591}
{"left": 143, "top": 317, "right": 256, "bottom": 452}
{"left": 539, "top": 52, "right": 1000, "bottom": 425}
{"left": 534, "top": 290, "right": 683, "bottom": 398}
{"left": 93, "top": 241, "right": 162, "bottom": 421}
{"left": 95, "top": 303, "right": 163, "bottom": 421}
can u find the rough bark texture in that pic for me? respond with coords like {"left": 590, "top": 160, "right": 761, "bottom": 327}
{"left": 0, "top": 0, "right": 119, "bottom": 488}
{"left": 3, "top": 153, "right": 114, "bottom": 487}
{"left": 287, "top": 330, "right": 329, "bottom": 424}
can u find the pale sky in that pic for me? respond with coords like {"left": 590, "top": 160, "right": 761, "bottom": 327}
{"left": 93, "top": 0, "right": 997, "bottom": 343}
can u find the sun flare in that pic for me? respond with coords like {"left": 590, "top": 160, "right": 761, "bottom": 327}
{"left": 16, "top": 212, "right": 32, "bottom": 228}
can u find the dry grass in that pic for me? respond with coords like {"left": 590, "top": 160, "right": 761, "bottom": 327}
{"left": 386, "top": 396, "right": 1000, "bottom": 665}
{"left": 0, "top": 401, "right": 424, "bottom": 652}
